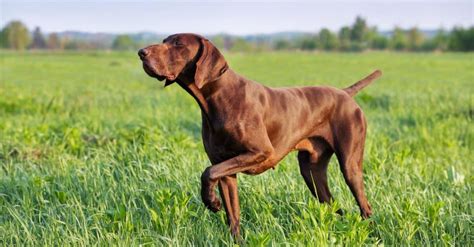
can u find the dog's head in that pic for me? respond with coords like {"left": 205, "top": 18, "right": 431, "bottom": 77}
{"left": 138, "top": 33, "right": 228, "bottom": 88}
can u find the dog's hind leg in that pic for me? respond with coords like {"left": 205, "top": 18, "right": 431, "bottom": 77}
{"left": 297, "top": 138, "right": 341, "bottom": 213}
{"left": 334, "top": 108, "right": 372, "bottom": 218}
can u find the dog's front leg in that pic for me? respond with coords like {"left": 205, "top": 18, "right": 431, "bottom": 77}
{"left": 201, "top": 149, "right": 274, "bottom": 212}
{"left": 218, "top": 175, "right": 240, "bottom": 238}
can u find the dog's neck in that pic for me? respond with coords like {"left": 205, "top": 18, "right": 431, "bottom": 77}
{"left": 176, "top": 79, "right": 211, "bottom": 125}
{"left": 199, "top": 70, "right": 228, "bottom": 96}
{"left": 176, "top": 69, "right": 239, "bottom": 129}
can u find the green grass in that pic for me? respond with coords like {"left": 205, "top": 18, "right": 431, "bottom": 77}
{"left": 0, "top": 50, "right": 472, "bottom": 246}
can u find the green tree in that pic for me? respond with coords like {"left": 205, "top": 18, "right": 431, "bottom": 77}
{"left": 344, "top": 16, "right": 372, "bottom": 51}
{"left": 318, "top": 28, "right": 338, "bottom": 51}
{"left": 274, "top": 39, "right": 291, "bottom": 50}
{"left": 0, "top": 28, "right": 7, "bottom": 48}
{"left": 371, "top": 35, "right": 388, "bottom": 50}
{"left": 366, "top": 27, "right": 379, "bottom": 49}
{"left": 112, "top": 35, "right": 135, "bottom": 50}
{"left": 298, "top": 36, "right": 317, "bottom": 50}
{"left": 30, "top": 26, "right": 47, "bottom": 49}
{"left": 407, "top": 27, "right": 424, "bottom": 51}
{"left": 350, "top": 16, "right": 368, "bottom": 43}
{"left": 390, "top": 27, "right": 408, "bottom": 51}
{"left": 1, "top": 20, "right": 30, "bottom": 50}
{"left": 448, "top": 27, "right": 474, "bottom": 51}
{"left": 338, "top": 26, "right": 351, "bottom": 51}
{"left": 432, "top": 28, "right": 449, "bottom": 51}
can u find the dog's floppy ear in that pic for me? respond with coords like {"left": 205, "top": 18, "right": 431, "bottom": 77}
{"left": 194, "top": 38, "right": 228, "bottom": 89}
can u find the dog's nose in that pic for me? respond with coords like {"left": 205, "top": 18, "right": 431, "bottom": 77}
{"left": 138, "top": 48, "right": 149, "bottom": 59}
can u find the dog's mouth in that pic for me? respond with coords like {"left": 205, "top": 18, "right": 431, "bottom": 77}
{"left": 142, "top": 62, "right": 176, "bottom": 82}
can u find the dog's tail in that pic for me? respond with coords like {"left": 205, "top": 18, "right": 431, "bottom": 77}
{"left": 343, "top": 70, "right": 382, "bottom": 97}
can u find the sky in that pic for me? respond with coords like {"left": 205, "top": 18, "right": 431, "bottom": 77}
{"left": 1, "top": 0, "right": 473, "bottom": 35}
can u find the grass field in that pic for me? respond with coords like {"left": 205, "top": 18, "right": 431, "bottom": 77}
{"left": 0, "top": 50, "right": 472, "bottom": 245}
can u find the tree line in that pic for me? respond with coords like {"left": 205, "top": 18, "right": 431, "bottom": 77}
{"left": 277, "top": 17, "right": 473, "bottom": 52}
{"left": 1, "top": 17, "right": 473, "bottom": 52}
{"left": 0, "top": 21, "right": 139, "bottom": 51}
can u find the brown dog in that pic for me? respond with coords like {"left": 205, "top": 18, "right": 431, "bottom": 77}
{"left": 138, "top": 33, "right": 381, "bottom": 238}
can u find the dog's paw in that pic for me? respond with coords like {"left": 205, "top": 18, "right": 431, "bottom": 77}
{"left": 201, "top": 189, "right": 221, "bottom": 212}
{"left": 200, "top": 170, "right": 221, "bottom": 212}
{"left": 206, "top": 197, "right": 221, "bottom": 212}
{"left": 361, "top": 203, "right": 372, "bottom": 219}
{"left": 361, "top": 210, "right": 372, "bottom": 219}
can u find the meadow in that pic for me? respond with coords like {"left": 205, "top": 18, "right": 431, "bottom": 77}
{"left": 0, "top": 50, "right": 472, "bottom": 246}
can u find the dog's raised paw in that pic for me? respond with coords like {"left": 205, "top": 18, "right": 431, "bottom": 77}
{"left": 206, "top": 198, "right": 221, "bottom": 212}
{"left": 201, "top": 189, "right": 221, "bottom": 212}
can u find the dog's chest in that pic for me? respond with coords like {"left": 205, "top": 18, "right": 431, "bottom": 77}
{"left": 202, "top": 119, "right": 247, "bottom": 162}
